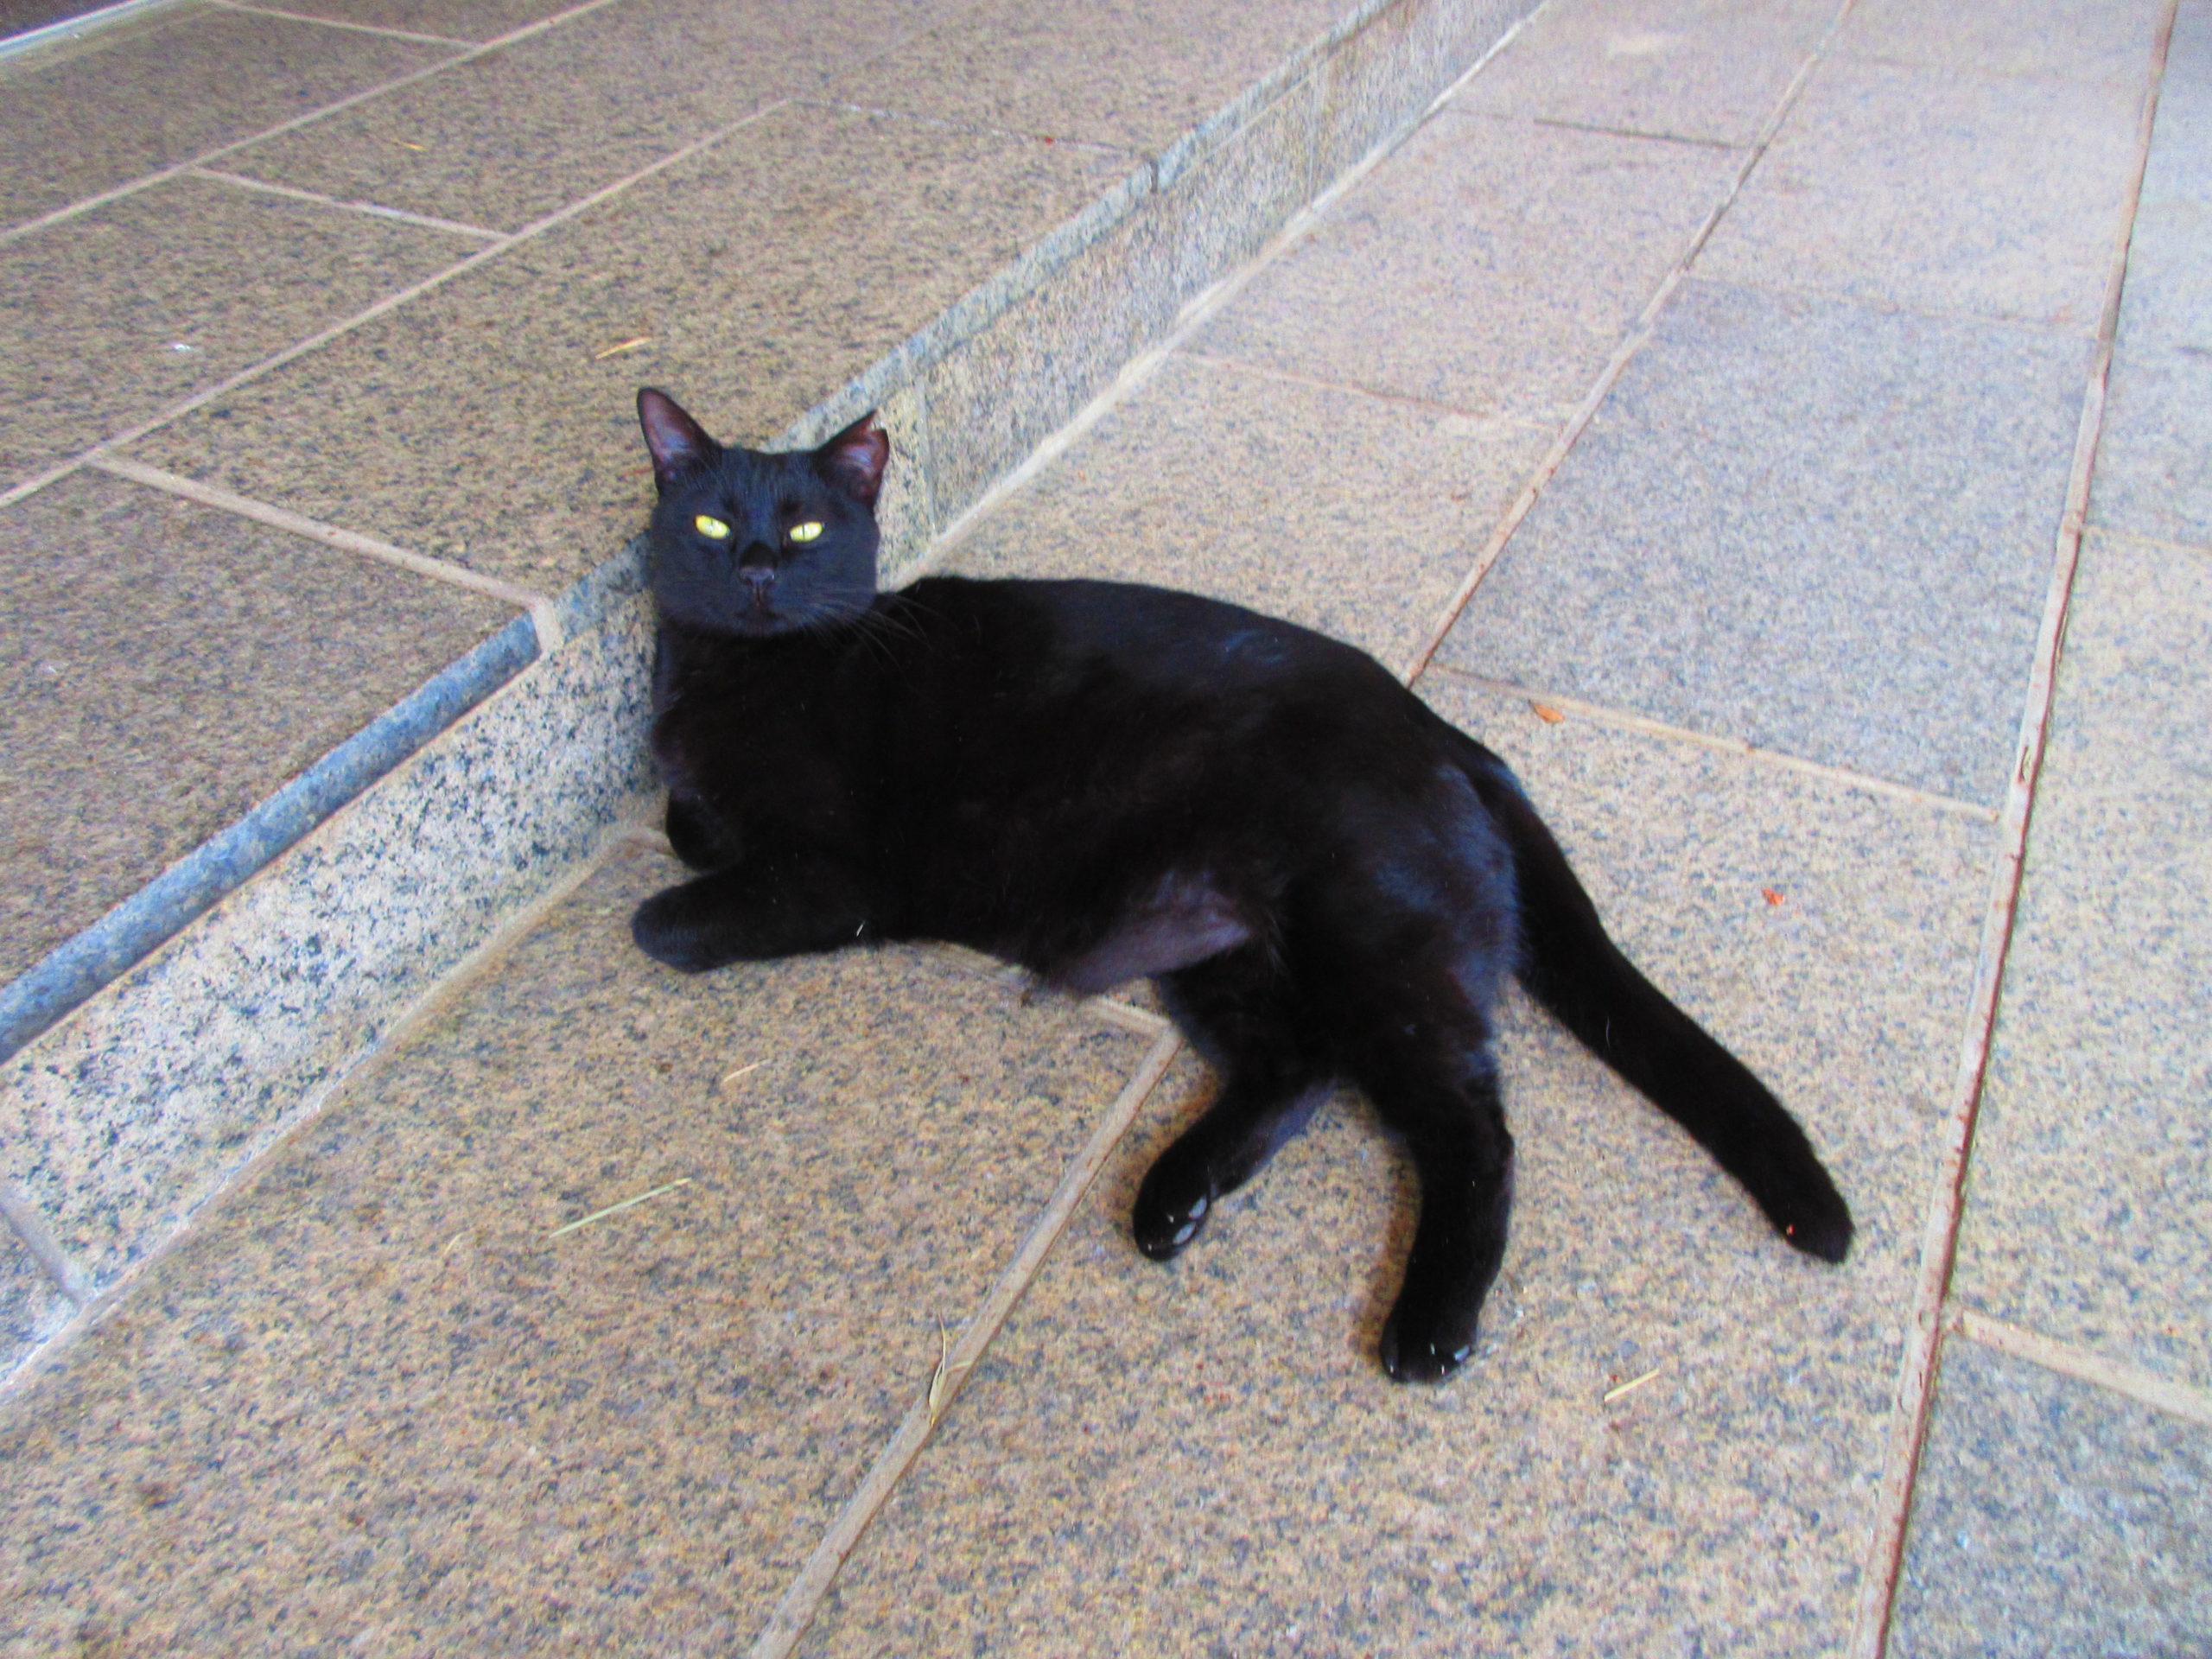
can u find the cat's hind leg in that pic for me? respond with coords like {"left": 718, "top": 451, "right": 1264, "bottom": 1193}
{"left": 1293, "top": 791, "right": 1522, "bottom": 1382}
{"left": 1134, "top": 944, "right": 1334, "bottom": 1259}
{"left": 631, "top": 851, "right": 872, "bottom": 973}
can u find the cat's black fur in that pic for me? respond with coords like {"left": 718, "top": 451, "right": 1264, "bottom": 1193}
{"left": 630, "top": 389, "right": 1853, "bottom": 1383}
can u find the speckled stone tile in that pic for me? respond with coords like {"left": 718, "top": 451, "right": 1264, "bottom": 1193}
{"left": 0, "top": 849, "right": 1162, "bottom": 1656}
{"left": 1694, "top": 54, "right": 2143, "bottom": 331}
{"left": 250, "top": 0, "right": 588, "bottom": 44}
{"left": 0, "top": 563, "right": 655, "bottom": 1287}
{"left": 1308, "top": 0, "right": 1535, "bottom": 184}
{"left": 0, "top": 1225, "right": 71, "bottom": 1380}
{"left": 919, "top": 79, "right": 1318, "bottom": 525}
{"left": 1947, "top": 537, "right": 2212, "bottom": 1386}
{"left": 0, "top": 172, "right": 474, "bottom": 491}
{"left": 1835, "top": 0, "right": 2170, "bottom": 88}
{"left": 0, "top": 470, "right": 515, "bottom": 989}
{"left": 795, "top": 685, "right": 1993, "bottom": 1657}
{"left": 1435, "top": 276, "right": 2088, "bottom": 806}
{"left": 220, "top": 0, "right": 969, "bottom": 234}
{"left": 0, "top": 2, "right": 455, "bottom": 230}
{"left": 2089, "top": 347, "right": 2212, "bottom": 554}
{"left": 941, "top": 351, "right": 1550, "bottom": 670}
{"left": 1448, "top": 0, "right": 1835, "bottom": 147}
{"left": 128, "top": 103, "right": 1127, "bottom": 591}
{"left": 1192, "top": 109, "right": 1744, "bottom": 421}
{"left": 1888, "top": 1338, "right": 2212, "bottom": 1658}
{"left": 2115, "top": 0, "right": 2212, "bottom": 353}
{"left": 815, "top": 0, "right": 1348, "bottom": 154}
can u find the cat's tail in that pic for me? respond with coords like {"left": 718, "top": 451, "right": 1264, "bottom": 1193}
{"left": 1446, "top": 733, "right": 1853, "bottom": 1263}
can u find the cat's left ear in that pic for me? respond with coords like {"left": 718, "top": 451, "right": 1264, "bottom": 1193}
{"left": 817, "top": 413, "right": 889, "bottom": 508}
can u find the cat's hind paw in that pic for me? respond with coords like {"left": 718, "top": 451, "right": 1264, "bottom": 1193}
{"left": 1132, "top": 1154, "right": 1215, "bottom": 1261}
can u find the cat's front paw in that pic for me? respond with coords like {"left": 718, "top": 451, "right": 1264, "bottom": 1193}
{"left": 631, "top": 887, "right": 730, "bottom": 974}
{"left": 1132, "top": 1149, "right": 1215, "bottom": 1261}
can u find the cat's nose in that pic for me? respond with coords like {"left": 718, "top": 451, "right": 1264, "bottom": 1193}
{"left": 740, "top": 565, "right": 775, "bottom": 601}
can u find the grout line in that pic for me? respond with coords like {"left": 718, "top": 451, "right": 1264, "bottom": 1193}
{"left": 88, "top": 455, "right": 563, "bottom": 648}
{"left": 0, "top": 0, "right": 181, "bottom": 64}
{"left": 1177, "top": 347, "right": 1556, "bottom": 430}
{"left": 1422, "top": 668, "right": 2002, "bottom": 822}
{"left": 903, "top": 0, "right": 1550, "bottom": 582}
{"left": 0, "top": 1179, "right": 94, "bottom": 1306}
{"left": 745, "top": 1027, "right": 1183, "bottom": 1659}
{"left": 1395, "top": 2, "right": 1853, "bottom": 685}
{"left": 0, "top": 0, "right": 625, "bottom": 248}
{"left": 0, "top": 826, "right": 640, "bottom": 1404}
{"left": 4, "top": 93, "right": 792, "bottom": 524}
{"left": 797, "top": 97, "right": 1135, "bottom": 159}
{"left": 1521, "top": 112, "right": 1748, "bottom": 152}
{"left": 0, "top": 455, "right": 86, "bottom": 514}
{"left": 188, "top": 165, "right": 507, "bottom": 239}
{"left": 204, "top": 0, "right": 476, "bottom": 47}
{"left": 2083, "top": 523, "right": 2212, "bottom": 563}
{"left": 1847, "top": 5, "right": 2182, "bottom": 1654}
{"left": 1953, "top": 1311, "right": 2212, "bottom": 1429}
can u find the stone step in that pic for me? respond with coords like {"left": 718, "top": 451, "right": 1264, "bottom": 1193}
{"left": 0, "top": 0, "right": 1540, "bottom": 1376}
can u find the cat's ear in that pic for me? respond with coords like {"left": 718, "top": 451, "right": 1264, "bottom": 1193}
{"left": 817, "top": 413, "right": 889, "bottom": 508}
{"left": 638, "top": 388, "right": 718, "bottom": 490}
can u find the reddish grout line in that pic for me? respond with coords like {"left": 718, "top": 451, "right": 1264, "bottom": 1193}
{"left": 1846, "top": 5, "right": 2183, "bottom": 1655}
{"left": 188, "top": 165, "right": 507, "bottom": 239}
{"left": 0, "top": 0, "right": 625, "bottom": 248}
{"left": 1426, "top": 667, "right": 2003, "bottom": 822}
{"left": 1395, "top": 3, "right": 1850, "bottom": 686}
{"left": 205, "top": 0, "right": 476, "bottom": 48}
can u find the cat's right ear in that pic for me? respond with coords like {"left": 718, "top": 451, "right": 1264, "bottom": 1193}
{"left": 638, "top": 388, "right": 718, "bottom": 491}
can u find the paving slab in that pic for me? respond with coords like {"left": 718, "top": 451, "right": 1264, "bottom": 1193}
{"left": 128, "top": 101, "right": 1127, "bottom": 590}
{"left": 1888, "top": 1338, "right": 2212, "bottom": 1658}
{"left": 220, "top": 0, "right": 973, "bottom": 235}
{"left": 0, "top": 849, "right": 1167, "bottom": 1655}
{"left": 1, "top": 571, "right": 652, "bottom": 1289}
{"left": 0, "top": 469, "right": 518, "bottom": 989}
{"left": 2093, "top": 349, "right": 2212, "bottom": 551}
{"left": 1947, "top": 535, "right": 2212, "bottom": 1386}
{"left": 1436, "top": 276, "right": 2086, "bottom": 805}
{"left": 794, "top": 684, "right": 1992, "bottom": 1657}
{"left": 1190, "top": 108, "right": 1745, "bottom": 421}
{"left": 816, "top": 0, "right": 1347, "bottom": 154}
{"left": 942, "top": 350, "right": 1551, "bottom": 668}
{"left": 1448, "top": 0, "right": 1835, "bottom": 147}
{"left": 0, "top": 2, "right": 455, "bottom": 231}
{"left": 1834, "top": 0, "right": 2171, "bottom": 89}
{"left": 0, "top": 171, "right": 475, "bottom": 492}
{"left": 257, "top": 0, "right": 594, "bottom": 44}
{"left": 2114, "top": 0, "right": 2212, "bottom": 354}
{"left": 1695, "top": 54, "right": 2145, "bottom": 331}
{"left": 0, "top": 1228, "right": 70, "bottom": 1380}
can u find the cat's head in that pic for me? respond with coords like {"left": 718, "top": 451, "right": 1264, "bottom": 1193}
{"left": 636, "top": 388, "right": 889, "bottom": 637}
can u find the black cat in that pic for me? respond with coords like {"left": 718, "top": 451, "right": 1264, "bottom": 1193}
{"left": 629, "top": 389, "right": 1852, "bottom": 1382}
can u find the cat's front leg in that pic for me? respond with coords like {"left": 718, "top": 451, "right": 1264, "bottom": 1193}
{"left": 664, "top": 792, "right": 741, "bottom": 870}
{"left": 632, "top": 853, "right": 872, "bottom": 973}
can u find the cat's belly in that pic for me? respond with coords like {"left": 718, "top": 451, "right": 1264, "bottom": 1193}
{"left": 1045, "top": 872, "right": 1253, "bottom": 995}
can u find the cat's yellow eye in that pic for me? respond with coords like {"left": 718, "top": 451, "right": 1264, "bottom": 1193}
{"left": 693, "top": 513, "right": 730, "bottom": 539}
{"left": 786, "top": 521, "right": 823, "bottom": 543}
